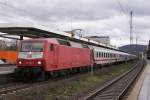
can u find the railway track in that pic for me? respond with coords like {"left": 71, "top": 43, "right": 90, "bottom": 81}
{"left": 0, "top": 83, "right": 30, "bottom": 95}
{"left": 0, "top": 60, "right": 143, "bottom": 99}
{"left": 0, "top": 73, "right": 14, "bottom": 85}
{"left": 0, "top": 68, "right": 93, "bottom": 98}
{"left": 80, "top": 60, "right": 145, "bottom": 100}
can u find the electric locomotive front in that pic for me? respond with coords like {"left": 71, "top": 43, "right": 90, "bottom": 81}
{"left": 15, "top": 39, "right": 46, "bottom": 81}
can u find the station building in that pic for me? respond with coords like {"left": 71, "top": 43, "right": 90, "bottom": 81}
{"left": 85, "top": 36, "right": 110, "bottom": 45}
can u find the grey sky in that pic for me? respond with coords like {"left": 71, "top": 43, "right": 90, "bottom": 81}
{"left": 0, "top": 0, "right": 149, "bottom": 46}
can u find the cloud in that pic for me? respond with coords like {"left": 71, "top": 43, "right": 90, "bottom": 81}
{"left": 0, "top": 0, "right": 149, "bottom": 46}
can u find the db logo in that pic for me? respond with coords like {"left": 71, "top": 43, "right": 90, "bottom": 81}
{"left": 27, "top": 52, "right": 32, "bottom": 58}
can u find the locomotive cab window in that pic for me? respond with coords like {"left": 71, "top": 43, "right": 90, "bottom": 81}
{"left": 21, "top": 42, "right": 44, "bottom": 52}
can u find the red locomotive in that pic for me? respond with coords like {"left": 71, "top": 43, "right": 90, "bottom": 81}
{"left": 15, "top": 38, "right": 135, "bottom": 81}
{"left": 15, "top": 38, "right": 92, "bottom": 80}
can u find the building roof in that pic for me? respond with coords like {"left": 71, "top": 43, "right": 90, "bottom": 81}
{"left": 86, "top": 36, "right": 109, "bottom": 38}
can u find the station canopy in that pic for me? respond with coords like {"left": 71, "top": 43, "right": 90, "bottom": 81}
{"left": 0, "top": 23, "right": 115, "bottom": 49}
{"left": 0, "top": 23, "right": 72, "bottom": 39}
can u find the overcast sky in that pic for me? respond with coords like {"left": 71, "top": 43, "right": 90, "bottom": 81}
{"left": 0, "top": 0, "right": 149, "bottom": 47}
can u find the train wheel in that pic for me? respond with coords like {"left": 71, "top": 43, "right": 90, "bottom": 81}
{"left": 36, "top": 71, "right": 46, "bottom": 81}
{"left": 45, "top": 72, "right": 50, "bottom": 80}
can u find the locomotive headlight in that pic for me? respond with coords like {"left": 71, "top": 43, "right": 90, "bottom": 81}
{"left": 18, "top": 61, "right": 22, "bottom": 64}
{"left": 37, "top": 61, "right": 42, "bottom": 65}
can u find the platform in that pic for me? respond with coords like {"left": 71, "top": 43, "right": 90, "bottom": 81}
{"left": 127, "top": 60, "right": 150, "bottom": 100}
{"left": 138, "top": 60, "right": 150, "bottom": 100}
{"left": 0, "top": 65, "right": 16, "bottom": 74}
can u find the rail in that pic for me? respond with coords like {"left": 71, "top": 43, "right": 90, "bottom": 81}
{"left": 80, "top": 60, "right": 145, "bottom": 100}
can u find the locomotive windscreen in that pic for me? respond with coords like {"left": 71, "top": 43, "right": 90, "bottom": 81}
{"left": 21, "top": 42, "right": 44, "bottom": 52}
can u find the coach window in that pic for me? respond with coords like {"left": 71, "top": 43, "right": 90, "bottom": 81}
{"left": 99, "top": 52, "right": 101, "bottom": 57}
{"left": 96, "top": 52, "right": 98, "bottom": 58}
{"left": 97, "top": 52, "right": 99, "bottom": 58}
{"left": 94, "top": 51, "right": 96, "bottom": 57}
{"left": 100, "top": 52, "right": 102, "bottom": 57}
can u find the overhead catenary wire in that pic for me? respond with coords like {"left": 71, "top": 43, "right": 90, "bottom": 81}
{"left": 0, "top": 1, "right": 40, "bottom": 20}
{"left": 0, "top": 11, "right": 33, "bottom": 23}
{"left": 115, "top": 0, "right": 129, "bottom": 16}
{"left": 0, "top": 1, "right": 57, "bottom": 28}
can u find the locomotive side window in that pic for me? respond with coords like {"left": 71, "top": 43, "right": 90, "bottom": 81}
{"left": 50, "top": 44, "right": 54, "bottom": 51}
{"left": 58, "top": 40, "right": 71, "bottom": 46}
